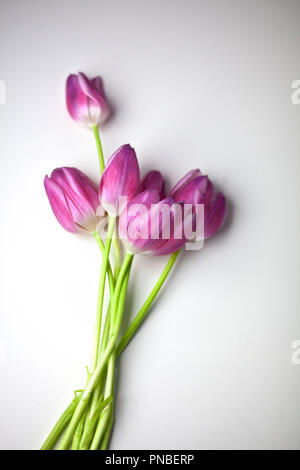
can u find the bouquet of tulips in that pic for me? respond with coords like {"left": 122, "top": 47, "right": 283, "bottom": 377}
{"left": 41, "top": 72, "right": 226, "bottom": 450}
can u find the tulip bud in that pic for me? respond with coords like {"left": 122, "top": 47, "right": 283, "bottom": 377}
{"left": 66, "top": 72, "right": 110, "bottom": 128}
{"left": 140, "top": 170, "right": 166, "bottom": 199}
{"left": 99, "top": 144, "right": 140, "bottom": 216}
{"left": 44, "top": 167, "right": 100, "bottom": 233}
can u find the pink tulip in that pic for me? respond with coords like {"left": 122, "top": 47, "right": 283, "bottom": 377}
{"left": 99, "top": 144, "right": 140, "bottom": 216}
{"left": 66, "top": 72, "right": 110, "bottom": 128}
{"left": 140, "top": 170, "right": 166, "bottom": 199}
{"left": 44, "top": 167, "right": 100, "bottom": 233}
{"left": 170, "top": 170, "right": 226, "bottom": 239}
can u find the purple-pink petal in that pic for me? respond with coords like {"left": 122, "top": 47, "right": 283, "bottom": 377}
{"left": 150, "top": 202, "right": 187, "bottom": 255}
{"left": 44, "top": 167, "right": 100, "bottom": 233}
{"left": 204, "top": 193, "right": 226, "bottom": 239}
{"left": 140, "top": 170, "right": 166, "bottom": 199}
{"left": 170, "top": 169, "right": 201, "bottom": 199}
{"left": 66, "top": 74, "right": 91, "bottom": 126}
{"left": 151, "top": 237, "right": 186, "bottom": 256}
{"left": 51, "top": 168, "right": 99, "bottom": 210}
{"left": 99, "top": 144, "right": 140, "bottom": 215}
{"left": 119, "top": 190, "right": 160, "bottom": 253}
{"left": 78, "top": 72, "right": 110, "bottom": 126}
{"left": 172, "top": 175, "right": 215, "bottom": 206}
{"left": 44, "top": 176, "right": 78, "bottom": 233}
{"left": 50, "top": 167, "right": 99, "bottom": 226}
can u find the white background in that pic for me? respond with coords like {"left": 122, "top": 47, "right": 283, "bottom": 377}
{"left": 0, "top": 0, "right": 300, "bottom": 450}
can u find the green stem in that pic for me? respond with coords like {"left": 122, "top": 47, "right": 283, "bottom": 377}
{"left": 112, "top": 236, "right": 122, "bottom": 279}
{"left": 59, "top": 343, "right": 114, "bottom": 449}
{"left": 99, "top": 303, "right": 112, "bottom": 357}
{"left": 72, "top": 409, "right": 87, "bottom": 449}
{"left": 91, "top": 252, "right": 179, "bottom": 450}
{"left": 43, "top": 249, "right": 178, "bottom": 450}
{"left": 90, "top": 261, "right": 132, "bottom": 450}
{"left": 116, "top": 250, "right": 180, "bottom": 357}
{"left": 89, "top": 352, "right": 115, "bottom": 450}
{"left": 110, "top": 253, "right": 134, "bottom": 333}
{"left": 59, "top": 254, "right": 133, "bottom": 450}
{"left": 41, "top": 233, "right": 114, "bottom": 450}
{"left": 88, "top": 230, "right": 115, "bottom": 419}
{"left": 100, "top": 412, "right": 113, "bottom": 450}
{"left": 93, "top": 231, "right": 115, "bottom": 295}
{"left": 90, "top": 218, "right": 115, "bottom": 373}
{"left": 79, "top": 396, "right": 112, "bottom": 450}
{"left": 41, "top": 394, "right": 81, "bottom": 450}
{"left": 92, "top": 125, "right": 105, "bottom": 173}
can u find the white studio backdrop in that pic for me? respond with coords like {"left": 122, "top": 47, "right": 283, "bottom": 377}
{"left": 0, "top": 0, "right": 300, "bottom": 449}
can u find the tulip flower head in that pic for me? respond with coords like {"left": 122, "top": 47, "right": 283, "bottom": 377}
{"left": 99, "top": 144, "right": 140, "bottom": 216}
{"left": 66, "top": 72, "right": 110, "bottom": 128}
{"left": 44, "top": 167, "right": 100, "bottom": 233}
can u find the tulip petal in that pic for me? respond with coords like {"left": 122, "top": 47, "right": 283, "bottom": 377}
{"left": 140, "top": 170, "right": 166, "bottom": 199}
{"left": 78, "top": 72, "right": 110, "bottom": 126}
{"left": 66, "top": 74, "right": 91, "bottom": 126}
{"left": 91, "top": 76, "right": 105, "bottom": 95}
{"left": 99, "top": 144, "right": 140, "bottom": 215}
{"left": 147, "top": 197, "right": 174, "bottom": 242}
{"left": 152, "top": 237, "right": 186, "bottom": 256}
{"left": 50, "top": 167, "right": 99, "bottom": 231}
{"left": 170, "top": 169, "right": 201, "bottom": 199}
{"left": 204, "top": 193, "right": 226, "bottom": 239}
{"left": 44, "top": 176, "right": 78, "bottom": 233}
{"left": 149, "top": 202, "right": 187, "bottom": 255}
{"left": 172, "top": 175, "right": 215, "bottom": 206}
{"left": 51, "top": 168, "right": 99, "bottom": 209}
{"left": 194, "top": 178, "right": 215, "bottom": 206}
{"left": 119, "top": 190, "right": 160, "bottom": 253}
